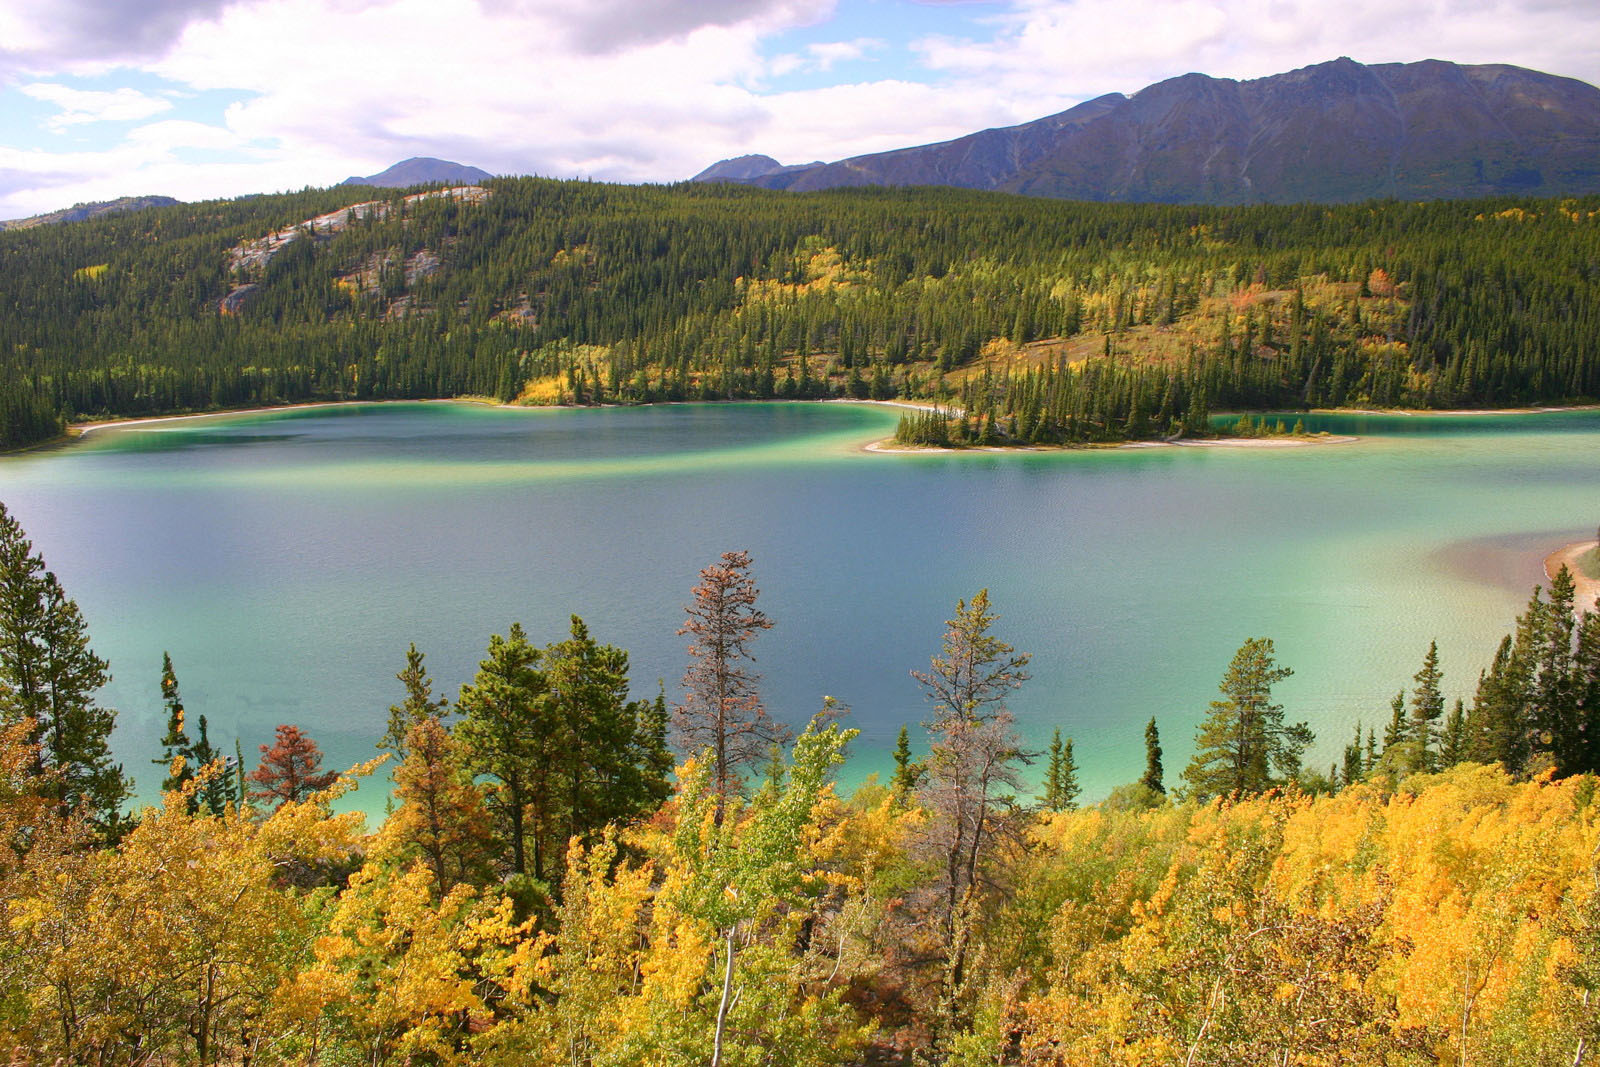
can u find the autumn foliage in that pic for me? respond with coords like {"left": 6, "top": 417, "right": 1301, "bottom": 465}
{"left": 248, "top": 722, "right": 338, "bottom": 808}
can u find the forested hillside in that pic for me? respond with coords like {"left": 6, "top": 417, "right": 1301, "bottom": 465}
{"left": 2, "top": 179, "right": 1599, "bottom": 449}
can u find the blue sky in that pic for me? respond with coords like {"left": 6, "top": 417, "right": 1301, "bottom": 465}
{"left": 2, "top": 0, "right": 1598, "bottom": 219}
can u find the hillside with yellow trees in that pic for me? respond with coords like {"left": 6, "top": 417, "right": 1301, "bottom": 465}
{"left": 4, "top": 506, "right": 1600, "bottom": 1064}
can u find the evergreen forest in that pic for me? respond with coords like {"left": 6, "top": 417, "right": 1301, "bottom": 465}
{"left": 6, "top": 499, "right": 1600, "bottom": 1064}
{"left": 3, "top": 179, "right": 1599, "bottom": 449}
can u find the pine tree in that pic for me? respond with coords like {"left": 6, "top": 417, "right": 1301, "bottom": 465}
{"left": 153, "top": 652, "right": 193, "bottom": 795}
{"left": 0, "top": 501, "right": 127, "bottom": 834}
{"left": 379, "top": 642, "right": 448, "bottom": 761}
{"left": 914, "top": 589, "right": 1031, "bottom": 1042}
{"left": 390, "top": 716, "right": 494, "bottom": 894}
{"left": 1055, "top": 735, "right": 1080, "bottom": 811}
{"left": 1536, "top": 566, "right": 1581, "bottom": 772}
{"left": 1141, "top": 716, "right": 1165, "bottom": 794}
{"left": 1182, "top": 638, "right": 1310, "bottom": 801}
{"left": 188, "top": 714, "right": 236, "bottom": 816}
{"left": 1040, "top": 728, "right": 1063, "bottom": 810}
{"left": 1407, "top": 641, "right": 1445, "bottom": 773}
{"left": 455, "top": 624, "right": 548, "bottom": 879}
{"left": 1341, "top": 722, "right": 1365, "bottom": 785}
{"left": 247, "top": 724, "right": 337, "bottom": 809}
{"left": 892, "top": 725, "right": 920, "bottom": 796}
{"left": 673, "top": 550, "right": 787, "bottom": 820}
{"left": 1382, "top": 694, "right": 1408, "bottom": 751}
{"left": 1440, "top": 699, "right": 1468, "bottom": 768}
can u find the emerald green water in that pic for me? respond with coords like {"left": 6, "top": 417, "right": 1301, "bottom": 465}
{"left": 0, "top": 401, "right": 1594, "bottom": 810}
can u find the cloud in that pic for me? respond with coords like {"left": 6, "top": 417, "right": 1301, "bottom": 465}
{"left": 483, "top": 0, "right": 837, "bottom": 53}
{"left": 20, "top": 83, "right": 174, "bottom": 128}
{"left": 913, "top": 0, "right": 1600, "bottom": 100}
{"left": 4, "top": 0, "right": 1600, "bottom": 221}
{"left": 0, "top": 0, "right": 238, "bottom": 72}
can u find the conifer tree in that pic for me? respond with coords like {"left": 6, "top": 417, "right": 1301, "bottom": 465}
{"left": 1141, "top": 716, "right": 1165, "bottom": 794}
{"left": 544, "top": 615, "right": 671, "bottom": 867}
{"left": 892, "top": 725, "right": 920, "bottom": 795}
{"left": 248, "top": 724, "right": 337, "bottom": 809}
{"left": 1382, "top": 692, "right": 1407, "bottom": 752}
{"left": 0, "top": 501, "right": 127, "bottom": 834}
{"left": 1440, "top": 699, "right": 1468, "bottom": 768}
{"left": 390, "top": 716, "right": 494, "bottom": 894}
{"left": 1040, "top": 728, "right": 1063, "bottom": 810}
{"left": 673, "top": 550, "right": 786, "bottom": 820}
{"left": 153, "top": 652, "right": 192, "bottom": 795}
{"left": 1535, "top": 567, "right": 1581, "bottom": 772}
{"left": 1342, "top": 722, "right": 1365, "bottom": 785}
{"left": 188, "top": 714, "right": 236, "bottom": 816}
{"left": 1053, "top": 734, "right": 1081, "bottom": 811}
{"left": 456, "top": 624, "right": 548, "bottom": 879}
{"left": 379, "top": 642, "right": 448, "bottom": 761}
{"left": 914, "top": 589, "right": 1031, "bottom": 1039}
{"left": 1182, "top": 638, "right": 1309, "bottom": 800}
{"left": 1408, "top": 641, "right": 1445, "bottom": 773}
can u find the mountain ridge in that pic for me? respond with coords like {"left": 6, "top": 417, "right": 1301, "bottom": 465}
{"left": 0, "top": 195, "right": 180, "bottom": 231}
{"left": 696, "top": 58, "right": 1600, "bottom": 203}
{"left": 340, "top": 157, "right": 493, "bottom": 188}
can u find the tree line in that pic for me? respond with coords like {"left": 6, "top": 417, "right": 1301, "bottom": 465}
{"left": 2, "top": 181, "right": 1598, "bottom": 449}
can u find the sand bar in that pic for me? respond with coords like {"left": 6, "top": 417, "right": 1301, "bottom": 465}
{"left": 1545, "top": 541, "right": 1600, "bottom": 616}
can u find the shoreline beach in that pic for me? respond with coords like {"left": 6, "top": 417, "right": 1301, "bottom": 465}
{"left": 1545, "top": 540, "right": 1600, "bottom": 615}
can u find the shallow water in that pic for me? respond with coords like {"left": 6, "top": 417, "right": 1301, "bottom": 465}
{"left": 2, "top": 401, "right": 1594, "bottom": 811}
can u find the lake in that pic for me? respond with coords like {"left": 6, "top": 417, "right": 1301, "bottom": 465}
{"left": 0, "top": 400, "right": 1594, "bottom": 811}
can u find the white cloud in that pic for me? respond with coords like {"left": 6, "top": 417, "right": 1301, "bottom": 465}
{"left": 4, "top": 0, "right": 1600, "bottom": 221}
{"left": 807, "top": 38, "right": 883, "bottom": 70}
{"left": 914, "top": 0, "right": 1600, "bottom": 100}
{"left": 20, "top": 83, "right": 175, "bottom": 128}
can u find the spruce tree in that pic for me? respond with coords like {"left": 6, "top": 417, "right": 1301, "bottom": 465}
{"left": 892, "top": 725, "right": 920, "bottom": 795}
{"left": 1382, "top": 692, "right": 1407, "bottom": 752}
{"left": 674, "top": 550, "right": 786, "bottom": 821}
{"left": 1040, "top": 728, "right": 1063, "bottom": 810}
{"left": 1056, "top": 735, "right": 1080, "bottom": 811}
{"left": 0, "top": 501, "right": 127, "bottom": 834}
{"left": 1141, "top": 717, "right": 1165, "bottom": 794}
{"left": 379, "top": 643, "right": 448, "bottom": 761}
{"left": 190, "top": 715, "right": 237, "bottom": 816}
{"left": 1440, "top": 699, "right": 1468, "bottom": 769}
{"left": 456, "top": 624, "right": 549, "bottom": 878}
{"left": 247, "top": 724, "right": 337, "bottom": 810}
{"left": 1408, "top": 641, "right": 1445, "bottom": 773}
{"left": 1341, "top": 722, "right": 1365, "bottom": 786}
{"left": 1182, "top": 638, "right": 1309, "bottom": 801}
{"left": 153, "top": 651, "right": 193, "bottom": 795}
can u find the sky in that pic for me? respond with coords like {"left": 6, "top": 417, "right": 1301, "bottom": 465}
{"left": 2, "top": 0, "right": 1599, "bottom": 219}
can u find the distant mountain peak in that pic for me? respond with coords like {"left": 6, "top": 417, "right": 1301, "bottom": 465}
{"left": 341, "top": 157, "right": 492, "bottom": 189}
{"left": 694, "top": 58, "right": 1600, "bottom": 204}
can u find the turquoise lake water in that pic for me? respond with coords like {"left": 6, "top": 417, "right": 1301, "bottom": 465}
{"left": 0, "top": 400, "right": 1594, "bottom": 812}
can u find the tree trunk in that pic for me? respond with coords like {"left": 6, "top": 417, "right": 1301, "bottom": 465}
{"left": 712, "top": 923, "right": 737, "bottom": 1067}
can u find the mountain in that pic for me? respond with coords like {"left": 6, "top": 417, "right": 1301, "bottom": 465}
{"left": 691, "top": 154, "right": 785, "bottom": 181}
{"left": 341, "top": 157, "right": 493, "bottom": 188}
{"left": 696, "top": 58, "right": 1600, "bottom": 204}
{"left": 0, "top": 195, "right": 179, "bottom": 231}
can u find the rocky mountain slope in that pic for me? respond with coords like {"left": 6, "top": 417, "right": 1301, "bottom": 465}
{"left": 697, "top": 58, "right": 1600, "bottom": 203}
{"left": 0, "top": 195, "right": 179, "bottom": 231}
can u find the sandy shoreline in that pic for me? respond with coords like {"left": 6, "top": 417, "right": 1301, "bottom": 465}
{"left": 28, "top": 395, "right": 1587, "bottom": 459}
{"left": 69, "top": 398, "right": 432, "bottom": 438}
{"left": 1545, "top": 541, "right": 1600, "bottom": 616}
